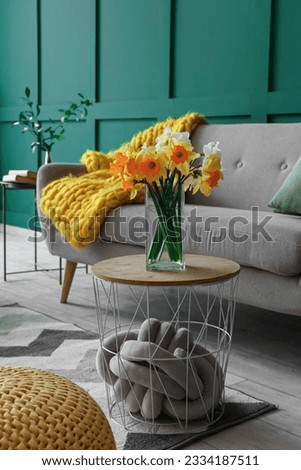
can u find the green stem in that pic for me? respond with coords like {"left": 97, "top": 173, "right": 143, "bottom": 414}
{"left": 146, "top": 178, "right": 183, "bottom": 265}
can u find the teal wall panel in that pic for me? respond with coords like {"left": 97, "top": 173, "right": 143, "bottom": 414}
{"left": 0, "top": 123, "right": 38, "bottom": 182}
{"left": 40, "top": 0, "right": 95, "bottom": 104}
{"left": 269, "top": 0, "right": 301, "bottom": 92}
{"left": 98, "top": 0, "right": 169, "bottom": 101}
{"left": 2, "top": 186, "right": 36, "bottom": 228}
{"left": 50, "top": 121, "right": 95, "bottom": 163}
{"left": 269, "top": 114, "right": 301, "bottom": 123}
{"left": 172, "top": 0, "right": 255, "bottom": 98}
{"left": 0, "top": 0, "right": 37, "bottom": 106}
{"left": 0, "top": 123, "right": 37, "bottom": 226}
{"left": 1, "top": 0, "right": 301, "bottom": 228}
{"left": 208, "top": 116, "right": 251, "bottom": 125}
{"left": 98, "top": 118, "right": 156, "bottom": 153}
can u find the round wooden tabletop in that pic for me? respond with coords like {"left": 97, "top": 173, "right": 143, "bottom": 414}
{"left": 92, "top": 254, "right": 240, "bottom": 286}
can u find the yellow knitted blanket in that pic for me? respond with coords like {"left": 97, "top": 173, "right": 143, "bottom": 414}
{"left": 39, "top": 112, "right": 206, "bottom": 248}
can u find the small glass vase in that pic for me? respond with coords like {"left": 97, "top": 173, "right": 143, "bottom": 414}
{"left": 44, "top": 150, "right": 52, "bottom": 164}
{"left": 145, "top": 183, "right": 185, "bottom": 271}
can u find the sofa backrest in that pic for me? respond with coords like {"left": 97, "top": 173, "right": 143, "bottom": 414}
{"left": 187, "top": 123, "right": 301, "bottom": 211}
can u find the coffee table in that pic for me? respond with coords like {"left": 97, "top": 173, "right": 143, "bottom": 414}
{"left": 92, "top": 253, "right": 240, "bottom": 434}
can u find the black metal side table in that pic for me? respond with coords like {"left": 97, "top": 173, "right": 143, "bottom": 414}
{"left": 1, "top": 181, "right": 62, "bottom": 281}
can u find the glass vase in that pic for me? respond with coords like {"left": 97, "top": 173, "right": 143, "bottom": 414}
{"left": 145, "top": 183, "right": 185, "bottom": 271}
{"left": 44, "top": 150, "right": 52, "bottom": 164}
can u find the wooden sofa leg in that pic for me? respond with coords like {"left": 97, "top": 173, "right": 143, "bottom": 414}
{"left": 60, "top": 260, "right": 77, "bottom": 303}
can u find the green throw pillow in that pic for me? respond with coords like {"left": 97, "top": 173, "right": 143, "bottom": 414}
{"left": 268, "top": 156, "right": 301, "bottom": 215}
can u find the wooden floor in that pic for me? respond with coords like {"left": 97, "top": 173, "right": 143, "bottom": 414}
{"left": 1, "top": 225, "right": 301, "bottom": 450}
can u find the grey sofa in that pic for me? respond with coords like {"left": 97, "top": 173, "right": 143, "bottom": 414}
{"left": 37, "top": 123, "right": 301, "bottom": 316}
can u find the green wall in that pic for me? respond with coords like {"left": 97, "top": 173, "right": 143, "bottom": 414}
{"left": 1, "top": 0, "right": 301, "bottom": 226}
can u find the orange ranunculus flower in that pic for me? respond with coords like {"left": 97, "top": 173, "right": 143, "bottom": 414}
{"left": 171, "top": 145, "right": 189, "bottom": 164}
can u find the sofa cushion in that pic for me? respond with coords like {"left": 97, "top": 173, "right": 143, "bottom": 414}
{"left": 188, "top": 123, "right": 301, "bottom": 212}
{"left": 101, "top": 204, "right": 301, "bottom": 276}
{"left": 184, "top": 205, "right": 301, "bottom": 276}
{"left": 101, "top": 204, "right": 146, "bottom": 246}
{"left": 268, "top": 155, "right": 301, "bottom": 215}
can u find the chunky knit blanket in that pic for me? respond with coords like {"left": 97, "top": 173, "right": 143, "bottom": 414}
{"left": 39, "top": 113, "right": 206, "bottom": 248}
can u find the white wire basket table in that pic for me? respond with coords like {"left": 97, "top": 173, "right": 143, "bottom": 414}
{"left": 92, "top": 254, "right": 240, "bottom": 434}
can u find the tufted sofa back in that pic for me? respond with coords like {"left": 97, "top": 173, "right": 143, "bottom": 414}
{"left": 188, "top": 123, "right": 301, "bottom": 211}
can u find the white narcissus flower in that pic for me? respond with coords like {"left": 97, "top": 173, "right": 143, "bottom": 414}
{"left": 155, "top": 127, "right": 172, "bottom": 150}
{"left": 203, "top": 141, "right": 221, "bottom": 157}
{"left": 171, "top": 130, "right": 191, "bottom": 142}
{"left": 155, "top": 127, "right": 192, "bottom": 151}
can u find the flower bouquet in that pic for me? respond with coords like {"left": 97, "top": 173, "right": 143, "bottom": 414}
{"left": 110, "top": 127, "right": 223, "bottom": 271}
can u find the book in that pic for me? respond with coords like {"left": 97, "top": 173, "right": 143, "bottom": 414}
{"left": 2, "top": 174, "right": 36, "bottom": 185}
{"left": 8, "top": 169, "right": 37, "bottom": 179}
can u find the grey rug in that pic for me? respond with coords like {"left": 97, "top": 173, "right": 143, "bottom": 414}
{"left": 0, "top": 303, "right": 277, "bottom": 450}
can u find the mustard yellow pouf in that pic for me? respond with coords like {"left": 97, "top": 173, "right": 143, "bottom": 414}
{"left": 0, "top": 366, "right": 116, "bottom": 450}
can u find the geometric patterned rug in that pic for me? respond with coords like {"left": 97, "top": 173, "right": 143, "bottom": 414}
{"left": 0, "top": 303, "right": 277, "bottom": 450}
{"left": 0, "top": 304, "right": 99, "bottom": 383}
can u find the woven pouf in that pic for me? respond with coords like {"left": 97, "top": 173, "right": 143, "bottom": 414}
{"left": 0, "top": 366, "right": 116, "bottom": 450}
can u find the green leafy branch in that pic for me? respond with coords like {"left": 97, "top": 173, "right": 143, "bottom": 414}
{"left": 13, "top": 87, "right": 93, "bottom": 154}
